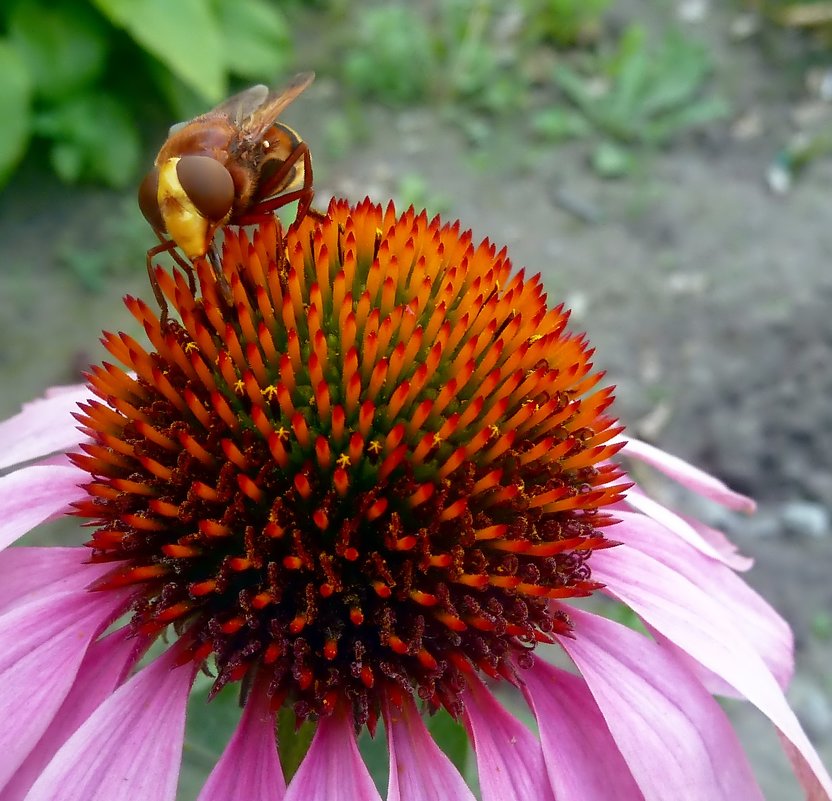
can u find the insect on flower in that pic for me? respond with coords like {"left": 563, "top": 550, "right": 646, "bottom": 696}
{"left": 138, "top": 72, "right": 318, "bottom": 320}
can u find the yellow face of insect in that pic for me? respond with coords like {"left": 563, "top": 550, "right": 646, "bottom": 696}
{"left": 156, "top": 158, "right": 212, "bottom": 260}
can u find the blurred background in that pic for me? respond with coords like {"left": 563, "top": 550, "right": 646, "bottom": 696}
{"left": 1, "top": 0, "right": 830, "bottom": 797}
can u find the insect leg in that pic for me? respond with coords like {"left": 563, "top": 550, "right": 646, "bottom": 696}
{"left": 242, "top": 143, "right": 319, "bottom": 225}
{"left": 208, "top": 244, "right": 234, "bottom": 308}
{"left": 152, "top": 230, "right": 198, "bottom": 296}
{"left": 146, "top": 240, "right": 175, "bottom": 325}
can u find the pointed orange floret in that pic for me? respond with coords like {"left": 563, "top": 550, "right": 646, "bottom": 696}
{"left": 71, "top": 198, "right": 627, "bottom": 728}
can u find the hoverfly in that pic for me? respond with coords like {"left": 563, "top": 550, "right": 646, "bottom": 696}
{"left": 138, "top": 72, "right": 318, "bottom": 320}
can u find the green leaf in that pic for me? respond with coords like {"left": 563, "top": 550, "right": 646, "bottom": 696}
{"left": 144, "top": 58, "right": 207, "bottom": 122}
{"left": 34, "top": 92, "right": 141, "bottom": 188}
{"left": 9, "top": 0, "right": 108, "bottom": 101}
{"left": 359, "top": 724, "right": 390, "bottom": 793}
{"left": 607, "top": 41, "right": 651, "bottom": 124}
{"left": 636, "top": 35, "right": 711, "bottom": 119}
{"left": 344, "top": 6, "right": 435, "bottom": 105}
{"left": 277, "top": 706, "right": 316, "bottom": 782}
{"left": 643, "top": 95, "right": 729, "bottom": 145}
{"left": 0, "top": 40, "right": 32, "bottom": 185}
{"left": 591, "top": 141, "right": 636, "bottom": 178}
{"left": 178, "top": 681, "right": 241, "bottom": 801}
{"left": 90, "top": 0, "right": 226, "bottom": 101}
{"left": 604, "top": 23, "right": 646, "bottom": 77}
{"left": 427, "top": 708, "right": 469, "bottom": 774}
{"left": 50, "top": 141, "right": 84, "bottom": 183}
{"left": 552, "top": 63, "right": 600, "bottom": 113}
{"left": 531, "top": 106, "right": 591, "bottom": 141}
{"left": 213, "top": 0, "right": 291, "bottom": 81}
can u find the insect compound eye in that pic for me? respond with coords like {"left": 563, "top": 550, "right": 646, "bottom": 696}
{"left": 175, "top": 155, "right": 235, "bottom": 223}
{"left": 138, "top": 167, "right": 165, "bottom": 232}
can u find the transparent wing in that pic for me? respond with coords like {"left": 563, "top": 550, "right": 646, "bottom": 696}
{"left": 239, "top": 72, "right": 315, "bottom": 141}
{"left": 165, "top": 85, "right": 271, "bottom": 135}
{"left": 209, "top": 84, "right": 270, "bottom": 126}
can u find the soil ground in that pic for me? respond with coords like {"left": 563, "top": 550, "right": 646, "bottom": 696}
{"left": 0, "top": 1, "right": 829, "bottom": 798}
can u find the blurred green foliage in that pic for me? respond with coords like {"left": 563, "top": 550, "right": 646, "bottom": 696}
{"left": 0, "top": 0, "right": 730, "bottom": 192}
{"left": 534, "top": 25, "right": 729, "bottom": 176}
{"left": 520, "top": 0, "right": 611, "bottom": 46}
{"left": 344, "top": 5, "right": 436, "bottom": 105}
{"left": 341, "top": 1, "right": 518, "bottom": 110}
{"left": 0, "top": 0, "right": 292, "bottom": 189}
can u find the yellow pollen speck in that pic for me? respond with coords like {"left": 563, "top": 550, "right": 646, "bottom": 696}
{"left": 489, "top": 425, "right": 500, "bottom": 438}
{"left": 275, "top": 426, "right": 289, "bottom": 441}
{"left": 368, "top": 440, "right": 382, "bottom": 454}
{"left": 262, "top": 385, "right": 279, "bottom": 401}
{"left": 184, "top": 342, "right": 198, "bottom": 353}
{"left": 432, "top": 434, "right": 443, "bottom": 446}
{"left": 529, "top": 334, "right": 544, "bottom": 343}
{"left": 336, "top": 454, "right": 351, "bottom": 468}
{"left": 234, "top": 380, "right": 245, "bottom": 395}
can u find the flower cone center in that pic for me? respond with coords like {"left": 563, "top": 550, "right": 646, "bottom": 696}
{"left": 71, "top": 199, "right": 627, "bottom": 723}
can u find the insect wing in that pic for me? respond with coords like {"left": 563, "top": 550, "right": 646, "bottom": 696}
{"left": 209, "top": 84, "right": 270, "bottom": 126}
{"left": 239, "top": 72, "right": 314, "bottom": 142}
{"left": 163, "top": 86, "right": 270, "bottom": 138}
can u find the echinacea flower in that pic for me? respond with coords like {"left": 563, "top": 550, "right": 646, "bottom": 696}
{"left": 0, "top": 198, "right": 829, "bottom": 801}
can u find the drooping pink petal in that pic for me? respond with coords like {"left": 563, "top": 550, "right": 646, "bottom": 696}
{"left": 1, "top": 627, "right": 138, "bottom": 801}
{"left": 623, "top": 487, "right": 732, "bottom": 564}
{"left": 682, "top": 513, "right": 754, "bottom": 572}
{"left": 0, "top": 386, "right": 88, "bottom": 471}
{"left": 521, "top": 660, "right": 644, "bottom": 801}
{"left": 284, "top": 711, "right": 381, "bottom": 801}
{"left": 620, "top": 436, "right": 756, "bottom": 512}
{"left": 384, "top": 694, "right": 475, "bottom": 801}
{"left": 779, "top": 734, "right": 832, "bottom": 801}
{"left": 0, "top": 587, "right": 130, "bottom": 790}
{"left": 462, "top": 673, "right": 555, "bottom": 801}
{"left": 196, "top": 674, "right": 285, "bottom": 801}
{"left": 0, "top": 464, "right": 87, "bottom": 551}
{"left": 597, "top": 511, "right": 793, "bottom": 690}
{"left": 0, "top": 547, "right": 107, "bottom": 615}
{"left": 589, "top": 528, "right": 832, "bottom": 798}
{"left": 557, "top": 608, "right": 767, "bottom": 801}
{"left": 23, "top": 646, "right": 196, "bottom": 801}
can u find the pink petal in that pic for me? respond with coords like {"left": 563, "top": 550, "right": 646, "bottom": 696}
{"left": 196, "top": 675, "right": 285, "bottom": 801}
{"left": 24, "top": 646, "right": 196, "bottom": 801}
{"left": 384, "top": 694, "right": 475, "bottom": 801}
{"left": 0, "top": 386, "right": 88, "bottom": 470}
{"left": 623, "top": 488, "right": 732, "bottom": 564}
{"left": 0, "top": 547, "right": 108, "bottom": 615}
{"left": 0, "top": 464, "right": 87, "bottom": 551}
{"left": 0, "top": 588, "right": 129, "bottom": 790}
{"left": 620, "top": 436, "right": 755, "bottom": 513}
{"left": 599, "top": 511, "right": 793, "bottom": 690}
{"left": 521, "top": 660, "right": 644, "bottom": 800}
{"left": 462, "top": 674, "right": 555, "bottom": 801}
{"left": 779, "top": 734, "right": 832, "bottom": 801}
{"left": 284, "top": 712, "right": 381, "bottom": 801}
{"left": 589, "top": 528, "right": 832, "bottom": 798}
{"left": 1, "top": 628, "right": 137, "bottom": 801}
{"left": 557, "top": 608, "right": 767, "bottom": 801}
{"left": 682, "top": 514, "right": 753, "bottom": 572}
